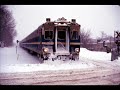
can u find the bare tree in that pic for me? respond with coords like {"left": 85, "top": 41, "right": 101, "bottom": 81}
{"left": 80, "top": 28, "right": 92, "bottom": 48}
{"left": 97, "top": 31, "right": 115, "bottom": 51}
{"left": 97, "top": 31, "right": 114, "bottom": 42}
{"left": 97, "top": 31, "right": 108, "bottom": 43}
{"left": 0, "top": 5, "right": 17, "bottom": 47}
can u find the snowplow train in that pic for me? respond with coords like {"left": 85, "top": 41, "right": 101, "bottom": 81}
{"left": 19, "top": 17, "right": 81, "bottom": 62}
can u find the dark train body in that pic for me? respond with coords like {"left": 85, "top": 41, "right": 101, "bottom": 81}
{"left": 19, "top": 17, "right": 81, "bottom": 62}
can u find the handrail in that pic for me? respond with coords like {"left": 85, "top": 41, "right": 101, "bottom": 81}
{"left": 46, "top": 38, "right": 66, "bottom": 51}
{"left": 57, "top": 41, "right": 66, "bottom": 50}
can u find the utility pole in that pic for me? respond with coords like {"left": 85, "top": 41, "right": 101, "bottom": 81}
{"left": 103, "top": 31, "right": 120, "bottom": 61}
{"left": 16, "top": 40, "right": 19, "bottom": 54}
{"left": 16, "top": 40, "right": 19, "bottom": 60}
{"left": 111, "top": 31, "right": 120, "bottom": 61}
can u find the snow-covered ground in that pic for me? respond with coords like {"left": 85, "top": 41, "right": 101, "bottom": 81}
{"left": 0, "top": 45, "right": 40, "bottom": 65}
{"left": 0, "top": 45, "right": 120, "bottom": 73}
{"left": 80, "top": 48, "right": 111, "bottom": 61}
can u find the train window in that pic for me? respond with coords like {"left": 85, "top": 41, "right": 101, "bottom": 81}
{"left": 58, "top": 30, "right": 66, "bottom": 40}
{"left": 45, "top": 31, "right": 53, "bottom": 40}
{"left": 71, "top": 31, "right": 79, "bottom": 40}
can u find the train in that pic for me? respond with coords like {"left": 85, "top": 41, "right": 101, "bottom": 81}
{"left": 19, "top": 17, "right": 81, "bottom": 62}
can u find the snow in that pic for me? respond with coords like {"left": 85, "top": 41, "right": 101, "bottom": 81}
{"left": 0, "top": 60, "right": 94, "bottom": 73}
{"left": 0, "top": 44, "right": 40, "bottom": 65}
{"left": 0, "top": 45, "right": 120, "bottom": 73}
{"left": 80, "top": 48, "right": 111, "bottom": 61}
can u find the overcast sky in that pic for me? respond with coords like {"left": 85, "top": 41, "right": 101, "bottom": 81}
{"left": 7, "top": 5, "right": 120, "bottom": 41}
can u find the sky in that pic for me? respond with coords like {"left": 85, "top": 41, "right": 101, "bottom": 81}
{"left": 7, "top": 5, "right": 120, "bottom": 41}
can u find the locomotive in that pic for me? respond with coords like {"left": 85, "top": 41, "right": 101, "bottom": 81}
{"left": 19, "top": 17, "right": 81, "bottom": 62}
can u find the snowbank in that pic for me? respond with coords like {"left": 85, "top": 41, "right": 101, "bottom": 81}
{"left": 0, "top": 46, "right": 119, "bottom": 73}
{"left": 80, "top": 48, "right": 111, "bottom": 61}
{"left": 0, "top": 46, "right": 95, "bottom": 73}
{"left": 0, "top": 60, "right": 94, "bottom": 73}
{"left": 0, "top": 45, "right": 40, "bottom": 65}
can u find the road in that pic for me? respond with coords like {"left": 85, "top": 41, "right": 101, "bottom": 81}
{"left": 0, "top": 58, "right": 120, "bottom": 85}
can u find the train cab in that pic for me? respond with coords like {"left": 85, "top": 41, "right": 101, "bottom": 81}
{"left": 20, "top": 17, "right": 81, "bottom": 62}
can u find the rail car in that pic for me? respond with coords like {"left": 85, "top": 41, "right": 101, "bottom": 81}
{"left": 19, "top": 17, "right": 81, "bottom": 62}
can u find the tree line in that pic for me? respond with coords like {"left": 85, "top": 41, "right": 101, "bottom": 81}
{"left": 80, "top": 28, "right": 114, "bottom": 50}
{"left": 0, "top": 5, "right": 17, "bottom": 47}
{"left": 0, "top": 5, "right": 115, "bottom": 50}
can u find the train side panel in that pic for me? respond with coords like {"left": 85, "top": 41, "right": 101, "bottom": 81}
{"left": 20, "top": 26, "right": 42, "bottom": 54}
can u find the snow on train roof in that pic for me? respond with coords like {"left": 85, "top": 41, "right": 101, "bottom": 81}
{"left": 56, "top": 17, "right": 67, "bottom": 22}
{"left": 53, "top": 17, "right": 79, "bottom": 26}
{"left": 54, "top": 17, "right": 74, "bottom": 23}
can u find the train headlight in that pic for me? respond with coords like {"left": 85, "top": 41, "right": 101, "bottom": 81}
{"left": 75, "top": 48, "right": 79, "bottom": 53}
{"left": 43, "top": 48, "right": 49, "bottom": 53}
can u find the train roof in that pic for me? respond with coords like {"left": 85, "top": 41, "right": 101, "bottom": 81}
{"left": 20, "top": 17, "right": 80, "bottom": 42}
{"left": 44, "top": 17, "right": 80, "bottom": 26}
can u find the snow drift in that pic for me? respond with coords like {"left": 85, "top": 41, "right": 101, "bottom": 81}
{"left": 0, "top": 45, "right": 120, "bottom": 73}
{"left": 80, "top": 48, "right": 111, "bottom": 61}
